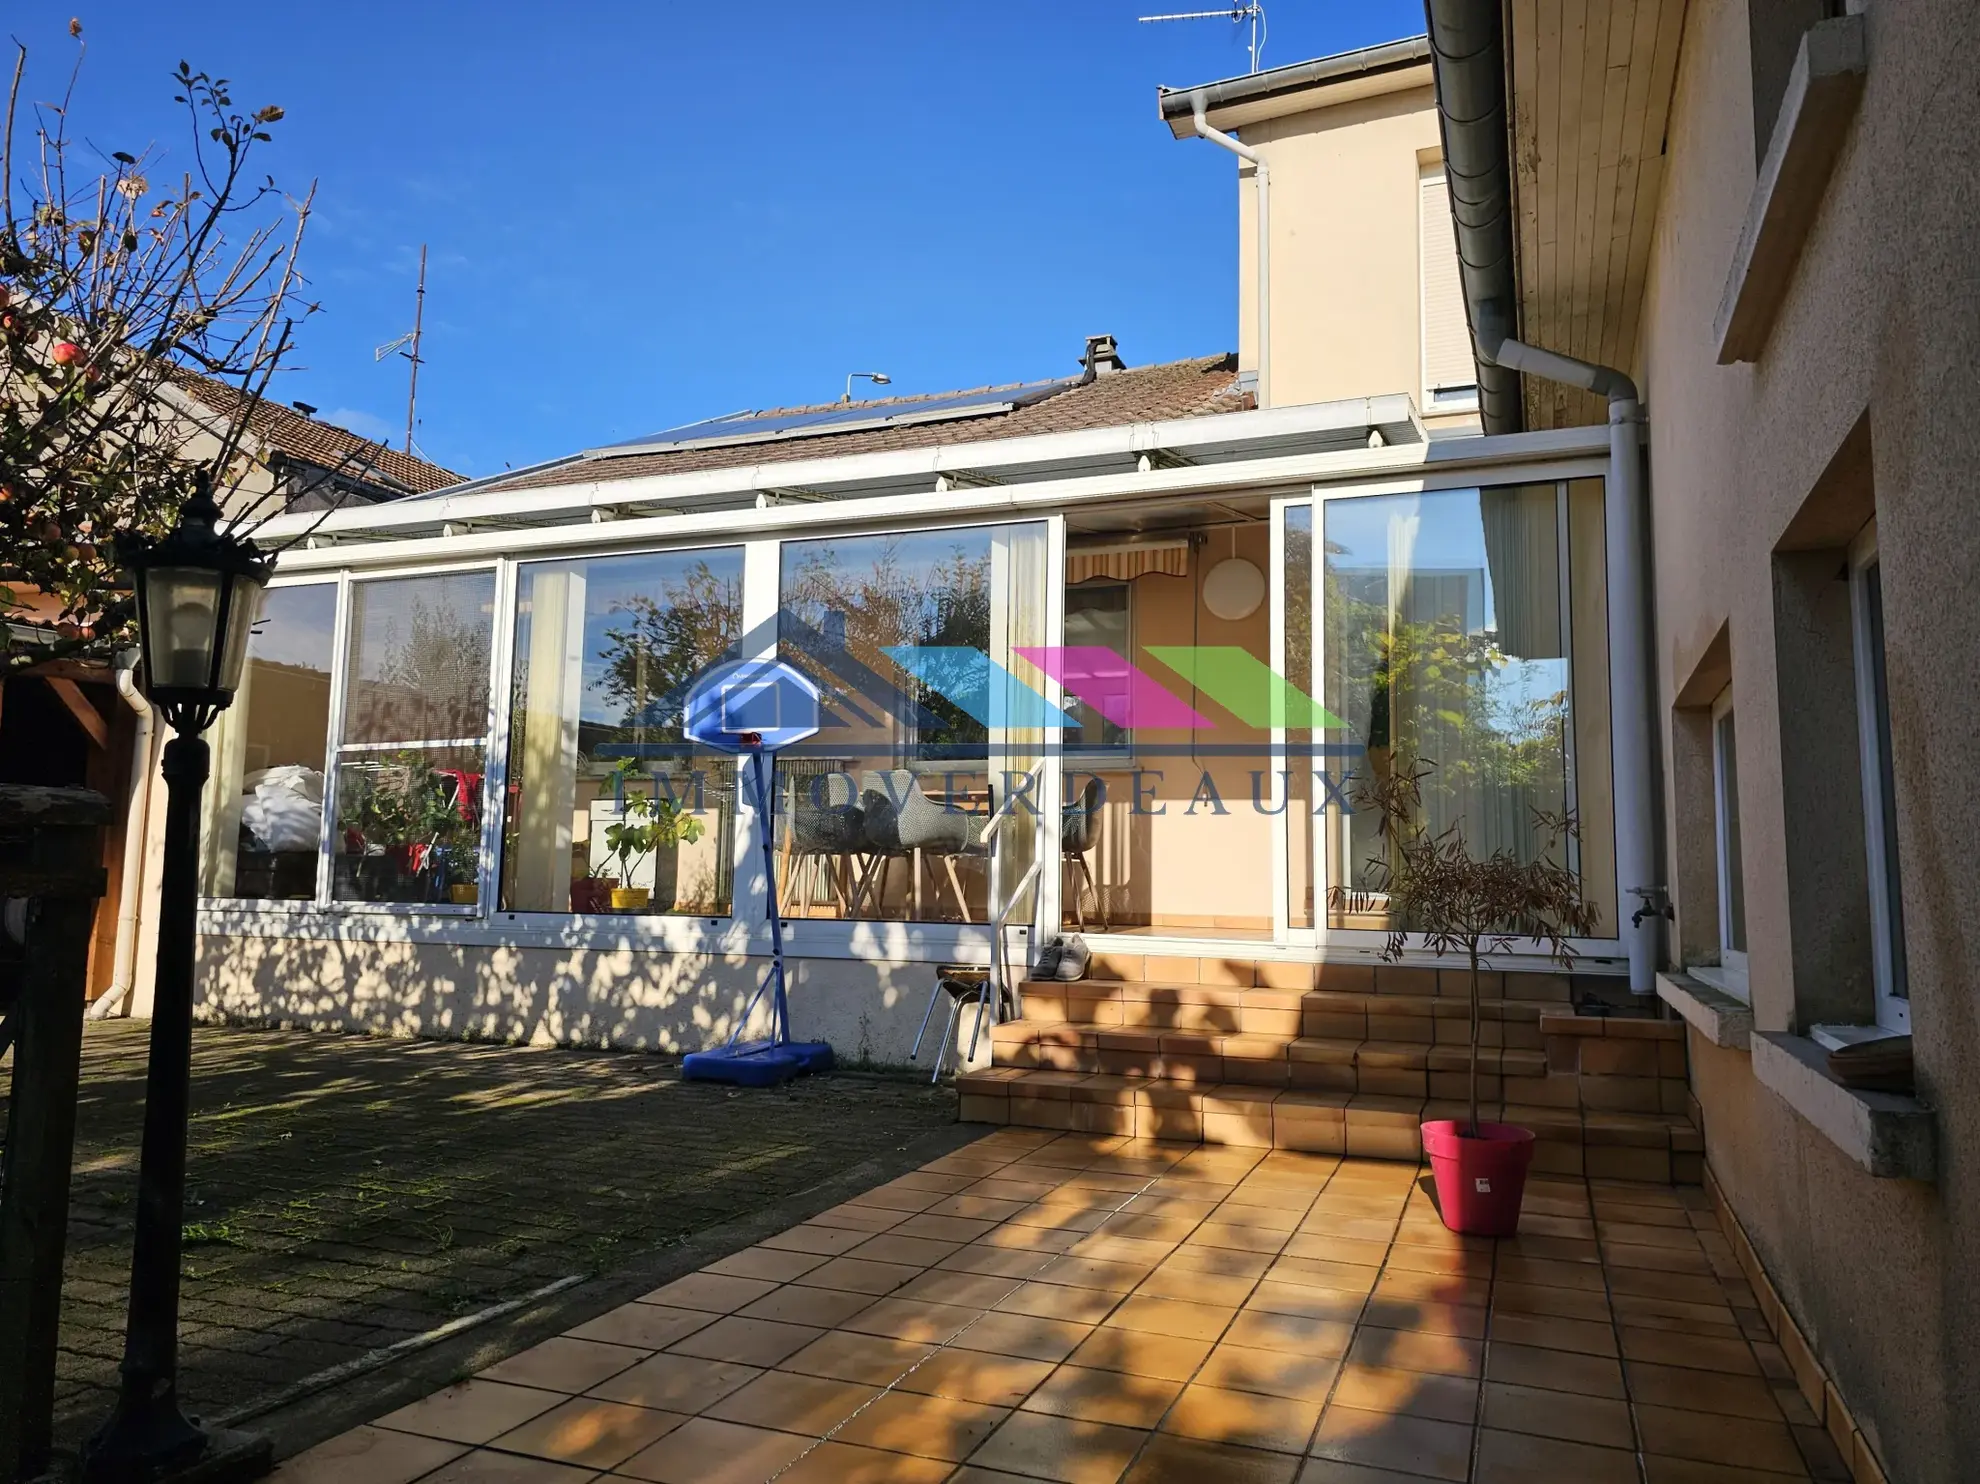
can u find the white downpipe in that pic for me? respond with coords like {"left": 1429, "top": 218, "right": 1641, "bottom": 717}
{"left": 1483, "top": 333, "right": 1659, "bottom": 993}
{"left": 92, "top": 651, "right": 157, "bottom": 1019}
{"left": 1191, "top": 97, "right": 1271, "bottom": 409}
{"left": 1601, "top": 395, "right": 1658, "bottom": 995}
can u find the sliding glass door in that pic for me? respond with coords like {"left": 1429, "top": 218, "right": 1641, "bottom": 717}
{"left": 772, "top": 518, "right": 1055, "bottom": 941}
{"left": 1276, "top": 481, "right": 1618, "bottom": 952}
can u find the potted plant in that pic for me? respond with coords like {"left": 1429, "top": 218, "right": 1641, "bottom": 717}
{"left": 601, "top": 761, "right": 707, "bottom": 913}
{"left": 1335, "top": 757, "right": 1597, "bottom": 1236}
{"left": 569, "top": 868, "right": 615, "bottom": 915}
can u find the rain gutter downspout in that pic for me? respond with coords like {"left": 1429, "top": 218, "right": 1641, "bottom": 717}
{"left": 92, "top": 650, "right": 156, "bottom": 1019}
{"left": 1426, "top": 0, "right": 1662, "bottom": 993}
{"left": 1479, "top": 311, "right": 1660, "bottom": 995}
{"left": 1189, "top": 95, "right": 1271, "bottom": 409}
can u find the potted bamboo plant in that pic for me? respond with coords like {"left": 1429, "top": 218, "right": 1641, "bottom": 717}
{"left": 1336, "top": 757, "right": 1597, "bottom": 1235}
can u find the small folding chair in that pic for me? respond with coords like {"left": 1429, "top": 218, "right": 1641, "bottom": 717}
{"left": 910, "top": 964, "right": 993, "bottom": 1083}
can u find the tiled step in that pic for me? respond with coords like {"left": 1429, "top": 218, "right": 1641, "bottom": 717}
{"left": 1017, "top": 983, "right": 1551, "bottom": 1052}
{"left": 989, "top": 1020, "right": 1552, "bottom": 1101}
{"left": 1070, "top": 953, "right": 1578, "bottom": 1002}
{"left": 956, "top": 1066, "right": 1705, "bottom": 1183}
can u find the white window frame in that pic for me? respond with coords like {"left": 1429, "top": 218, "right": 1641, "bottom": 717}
{"left": 322, "top": 559, "right": 503, "bottom": 918}
{"left": 1699, "top": 684, "right": 1750, "bottom": 1001}
{"left": 767, "top": 511, "right": 1062, "bottom": 962}
{"left": 1300, "top": 474, "right": 1621, "bottom": 966}
{"left": 1060, "top": 576, "right": 1135, "bottom": 765}
{"left": 197, "top": 572, "right": 343, "bottom": 911}
{"left": 1850, "top": 520, "right": 1909, "bottom": 1033}
{"left": 491, "top": 538, "right": 751, "bottom": 927}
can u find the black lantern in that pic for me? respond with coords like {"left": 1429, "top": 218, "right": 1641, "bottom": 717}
{"left": 83, "top": 473, "right": 273, "bottom": 1484}
{"left": 121, "top": 472, "right": 271, "bottom": 727}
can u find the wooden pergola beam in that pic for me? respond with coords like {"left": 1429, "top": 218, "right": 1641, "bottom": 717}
{"left": 44, "top": 678, "right": 109, "bottom": 752}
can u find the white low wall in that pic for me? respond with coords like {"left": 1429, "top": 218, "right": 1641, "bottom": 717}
{"left": 194, "top": 934, "right": 989, "bottom": 1069}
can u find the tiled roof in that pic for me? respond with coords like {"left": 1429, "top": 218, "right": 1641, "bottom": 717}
{"left": 175, "top": 373, "right": 460, "bottom": 494}
{"left": 474, "top": 353, "right": 1245, "bottom": 495}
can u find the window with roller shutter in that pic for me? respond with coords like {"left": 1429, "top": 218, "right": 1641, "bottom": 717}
{"left": 1419, "top": 166, "right": 1479, "bottom": 414}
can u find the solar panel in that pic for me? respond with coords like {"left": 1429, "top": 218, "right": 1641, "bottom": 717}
{"left": 585, "top": 377, "right": 1079, "bottom": 458}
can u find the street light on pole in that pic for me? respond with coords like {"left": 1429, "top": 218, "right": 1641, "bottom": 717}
{"left": 82, "top": 472, "right": 272, "bottom": 1484}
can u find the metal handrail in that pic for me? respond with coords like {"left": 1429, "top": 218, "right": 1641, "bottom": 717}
{"left": 981, "top": 758, "right": 1048, "bottom": 1049}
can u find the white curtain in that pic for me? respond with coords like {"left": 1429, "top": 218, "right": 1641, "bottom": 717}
{"left": 1481, "top": 484, "right": 1564, "bottom": 660}
{"left": 199, "top": 666, "right": 251, "bottom": 895}
{"left": 992, "top": 523, "right": 1049, "bottom": 928}
{"left": 508, "top": 566, "right": 588, "bottom": 910}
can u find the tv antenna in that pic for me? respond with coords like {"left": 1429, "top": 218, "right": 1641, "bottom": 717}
{"left": 373, "top": 243, "right": 427, "bottom": 456}
{"left": 1139, "top": 2, "right": 1267, "bottom": 74}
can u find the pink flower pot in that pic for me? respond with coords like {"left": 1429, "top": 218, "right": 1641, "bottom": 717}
{"left": 1421, "top": 1119, "right": 1536, "bottom": 1236}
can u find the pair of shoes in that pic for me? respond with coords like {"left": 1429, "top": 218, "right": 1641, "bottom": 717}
{"left": 1055, "top": 935, "right": 1090, "bottom": 982}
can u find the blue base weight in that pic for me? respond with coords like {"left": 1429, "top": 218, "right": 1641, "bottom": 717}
{"left": 682, "top": 1043, "right": 802, "bottom": 1087}
{"left": 785, "top": 1040, "right": 836, "bottom": 1074}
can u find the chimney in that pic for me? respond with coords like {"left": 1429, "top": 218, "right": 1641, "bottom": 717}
{"left": 291, "top": 400, "right": 318, "bottom": 417}
{"left": 1080, "top": 334, "right": 1126, "bottom": 380}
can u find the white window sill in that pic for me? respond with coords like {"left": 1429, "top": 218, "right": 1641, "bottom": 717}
{"left": 1713, "top": 15, "right": 1867, "bottom": 362}
{"left": 1656, "top": 971, "right": 1753, "bottom": 1049}
{"left": 1807, "top": 1022, "right": 1904, "bottom": 1053}
{"left": 1751, "top": 1031, "right": 1935, "bottom": 1181}
{"left": 1685, "top": 961, "right": 1749, "bottom": 1003}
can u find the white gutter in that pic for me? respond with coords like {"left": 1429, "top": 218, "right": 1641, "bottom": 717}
{"left": 1189, "top": 96, "right": 1270, "bottom": 410}
{"left": 91, "top": 651, "right": 156, "bottom": 1019}
{"left": 1480, "top": 326, "right": 1661, "bottom": 995}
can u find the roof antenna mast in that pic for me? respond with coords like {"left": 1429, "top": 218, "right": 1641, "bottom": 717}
{"left": 373, "top": 243, "right": 428, "bottom": 456}
{"left": 1138, "top": 2, "right": 1267, "bottom": 74}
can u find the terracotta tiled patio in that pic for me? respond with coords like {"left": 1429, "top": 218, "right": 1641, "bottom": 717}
{"left": 271, "top": 1129, "right": 1842, "bottom": 1483}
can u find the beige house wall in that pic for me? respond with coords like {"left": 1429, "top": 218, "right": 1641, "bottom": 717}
{"left": 1634, "top": 1, "right": 1980, "bottom": 1477}
{"left": 1229, "top": 77, "right": 1478, "bottom": 436}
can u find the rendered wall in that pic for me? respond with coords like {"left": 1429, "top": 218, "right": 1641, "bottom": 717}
{"left": 195, "top": 934, "right": 983, "bottom": 1070}
{"left": 1637, "top": 1, "right": 1980, "bottom": 1477}
{"left": 1234, "top": 81, "right": 1477, "bottom": 435}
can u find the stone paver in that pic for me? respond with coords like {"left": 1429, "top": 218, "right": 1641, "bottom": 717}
{"left": 278, "top": 1129, "right": 1850, "bottom": 1482}
{"left": 13, "top": 1021, "right": 953, "bottom": 1447}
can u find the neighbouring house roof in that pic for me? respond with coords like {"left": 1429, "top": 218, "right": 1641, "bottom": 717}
{"left": 1158, "top": 35, "right": 1432, "bottom": 136}
{"left": 458, "top": 353, "right": 1248, "bottom": 498}
{"left": 175, "top": 373, "right": 460, "bottom": 496}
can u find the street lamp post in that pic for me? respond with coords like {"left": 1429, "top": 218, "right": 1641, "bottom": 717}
{"left": 81, "top": 475, "right": 272, "bottom": 1484}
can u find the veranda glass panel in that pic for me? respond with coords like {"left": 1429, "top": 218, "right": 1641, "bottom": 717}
{"left": 331, "top": 570, "right": 496, "bottom": 905}
{"left": 1323, "top": 485, "right": 1580, "bottom": 931}
{"left": 775, "top": 522, "right": 1050, "bottom": 925}
{"left": 498, "top": 547, "right": 743, "bottom": 915}
{"left": 200, "top": 583, "right": 337, "bottom": 899}
{"left": 1059, "top": 517, "right": 1279, "bottom": 939}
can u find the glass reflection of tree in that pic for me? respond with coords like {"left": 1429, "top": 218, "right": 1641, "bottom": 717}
{"left": 783, "top": 537, "right": 991, "bottom": 759}
{"left": 595, "top": 561, "right": 743, "bottom": 754}
{"left": 1328, "top": 565, "right": 1569, "bottom": 909}
{"left": 366, "top": 597, "right": 492, "bottom": 741}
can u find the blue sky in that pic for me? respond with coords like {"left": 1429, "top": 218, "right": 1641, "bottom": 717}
{"left": 15, "top": 2, "right": 1424, "bottom": 478}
